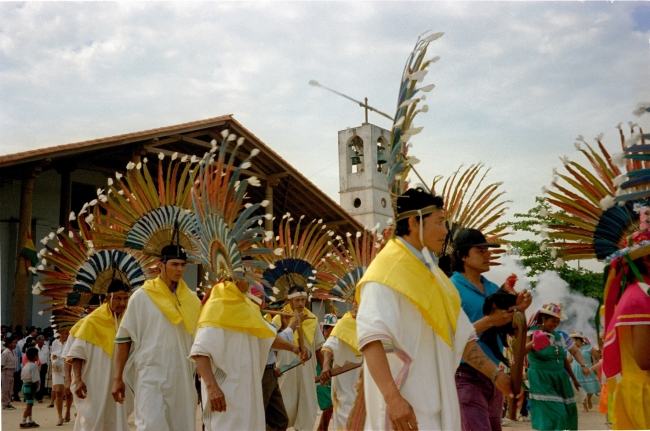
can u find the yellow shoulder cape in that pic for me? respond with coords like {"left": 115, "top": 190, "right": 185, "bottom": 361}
{"left": 142, "top": 276, "right": 201, "bottom": 334}
{"left": 272, "top": 303, "right": 318, "bottom": 346}
{"left": 330, "top": 311, "right": 359, "bottom": 354}
{"left": 198, "top": 281, "right": 275, "bottom": 339}
{"left": 355, "top": 238, "right": 460, "bottom": 348}
{"left": 70, "top": 303, "right": 119, "bottom": 357}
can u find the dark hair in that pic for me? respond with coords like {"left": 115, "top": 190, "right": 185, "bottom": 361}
{"left": 22, "top": 337, "right": 34, "bottom": 353}
{"left": 26, "top": 347, "right": 38, "bottom": 362}
{"left": 394, "top": 188, "right": 445, "bottom": 237}
{"left": 107, "top": 279, "right": 130, "bottom": 294}
{"left": 5, "top": 335, "right": 17, "bottom": 345}
{"left": 288, "top": 285, "right": 306, "bottom": 296}
{"left": 451, "top": 246, "right": 471, "bottom": 273}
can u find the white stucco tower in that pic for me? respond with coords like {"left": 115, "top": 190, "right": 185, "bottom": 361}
{"left": 338, "top": 123, "right": 393, "bottom": 231}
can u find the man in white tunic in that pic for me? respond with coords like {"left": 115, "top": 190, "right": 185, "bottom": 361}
{"left": 355, "top": 188, "right": 519, "bottom": 431}
{"left": 191, "top": 280, "right": 305, "bottom": 431}
{"left": 112, "top": 245, "right": 201, "bottom": 431}
{"left": 274, "top": 285, "right": 325, "bottom": 431}
{"left": 320, "top": 309, "right": 363, "bottom": 431}
{"left": 67, "top": 280, "right": 131, "bottom": 431}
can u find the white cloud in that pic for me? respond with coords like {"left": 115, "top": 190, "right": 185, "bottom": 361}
{"left": 1, "top": 1, "right": 649, "bottom": 236}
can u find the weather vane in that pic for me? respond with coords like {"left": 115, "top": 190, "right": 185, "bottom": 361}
{"left": 308, "top": 80, "right": 394, "bottom": 124}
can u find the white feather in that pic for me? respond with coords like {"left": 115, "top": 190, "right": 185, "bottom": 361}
{"left": 599, "top": 195, "right": 616, "bottom": 210}
{"left": 611, "top": 152, "right": 627, "bottom": 167}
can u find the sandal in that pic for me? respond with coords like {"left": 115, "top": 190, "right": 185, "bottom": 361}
{"left": 57, "top": 419, "right": 63, "bottom": 426}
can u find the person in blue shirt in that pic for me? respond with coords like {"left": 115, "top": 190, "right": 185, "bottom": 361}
{"left": 450, "top": 228, "right": 532, "bottom": 431}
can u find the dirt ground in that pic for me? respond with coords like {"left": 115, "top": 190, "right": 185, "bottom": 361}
{"left": 1, "top": 393, "right": 609, "bottom": 430}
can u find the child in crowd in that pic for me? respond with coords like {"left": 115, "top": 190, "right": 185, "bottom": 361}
{"left": 20, "top": 347, "right": 40, "bottom": 428}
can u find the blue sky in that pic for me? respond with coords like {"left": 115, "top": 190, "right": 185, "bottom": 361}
{"left": 1, "top": 1, "right": 649, "bottom": 228}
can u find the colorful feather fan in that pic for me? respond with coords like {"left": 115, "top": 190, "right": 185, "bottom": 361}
{"left": 314, "top": 228, "right": 382, "bottom": 303}
{"left": 92, "top": 152, "right": 199, "bottom": 259}
{"left": 613, "top": 121, "right": 650, "bottom": 203}
{"left": 432, "top": 163, "right": 510, "bottom": 265}
{"left": 190, "top": 130, "right": 272, "bottom": 286}
{"left": 32, "top": 218, "right": 157, "bottom": 330}
{"left": 387, "top": 31, "right": 444, "bottom": 207}
{"left": 543, "top": 123, "right": 650, "bottom": 262}
{"left": 257, "top": 214, "right": 334, "bottom": 302}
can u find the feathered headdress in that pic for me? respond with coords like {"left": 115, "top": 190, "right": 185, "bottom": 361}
{"left": 432, "top": 163, "right": 510, "bottom": 266}
{"left": 190, "top": 130, "right": 273, "bottom": 287}
{"left": 32, "top": 218, "right": 156, "bottom": 331}
{"left": 314, "top": 228, "right": 382, "bottom": 304}
{"left": 386, "top": 31, "right": 444, "bottom": 216}
{"left": 92, "top": 152, "right": 199, "bottom": 260}
{"left": 542, "top": 124, "right": 650, "bottom": 263}
{"left": 257, "top": 214, "right": 334, "bottom": 302}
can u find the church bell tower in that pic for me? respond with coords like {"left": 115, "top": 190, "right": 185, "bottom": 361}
{"left": 338, "top": 123, "right": 393, "bottom": 231}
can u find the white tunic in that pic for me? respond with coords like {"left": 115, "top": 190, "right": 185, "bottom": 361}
{"left": 322, "top": 336, "right": 362, "bottom": 431}
{"left": 115, "top": 288, "right": 197, "bottom": 431}
{"left": 190, "top": 325, "right": 275, "bottom": 431}
{"left": 68, "top": 338, "right": 129, "bottom": 431}
{"left": 277, "top": 322, "right": 326, "bottom": 431}
{"left": 357, "top": 282, "right": 475, "bottom": 431}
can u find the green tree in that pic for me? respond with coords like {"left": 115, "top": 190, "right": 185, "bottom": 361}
{"left": 501, "top": 197, "right": 604, "bottom": 301}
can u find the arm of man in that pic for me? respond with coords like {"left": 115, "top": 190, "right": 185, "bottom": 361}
{"left": 361, "top": 340, "right": 418, "bottom": 431}
{"left": 462, "top": 340, "right": 522, "bottom": 409}
{"left": 319, "top": 348, "right": 333, "bottom": 384}
{"left": 271, "top": 336, "right": 305, "bottom": 362}
{"left": 472, "top": 309, "right": 515, "bottom": 334}
{"left": 111, "top": 341, "right": 131, "bottom": 403}
{"left": 71, "top": 358, "right": 87, "bottom": 399}
{"left": 193, "top": 355, "right": 226, "bottom": 412}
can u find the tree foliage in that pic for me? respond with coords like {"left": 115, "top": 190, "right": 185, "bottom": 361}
{"left": 500, "top": 197, "right": 604, "bottom": 301}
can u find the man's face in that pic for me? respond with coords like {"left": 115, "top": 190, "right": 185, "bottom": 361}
{"left": 463, "top": 246, "right": 492, "bottom": 273}
{"left": 160, "top": 259, "right": 186, "bottom": 282}
{"left": 107, "top": 291, "right": 130, "bottom": 315}
{"left": 59, "top": 330, "right": 69, "bottom": 343}
{"left": 290, "top": 296, "right": 307, "bottom": 312}
{"left": 37, "top": 338, "right": 44, "bottom": 347}
{"left": 419, "top": 210, "right": 448, "bottom": 254}
{"left": 8, "top": 339, "right": 17, "bottom": 350}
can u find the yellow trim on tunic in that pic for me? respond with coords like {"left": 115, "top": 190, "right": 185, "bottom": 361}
{"left": 355, "top": 238, "right": 461, "bottom": 348}
{"left": 198, "top": 281, "right": 275, "bottom": 339}
{"left": 330, "top": 312, "right": 359, "bottom": 354}
{"left": 70, "top": 303, "right": 119, "bottom": 357}
{"left": 142, "top": 276, "right": 201, "bottom": 334}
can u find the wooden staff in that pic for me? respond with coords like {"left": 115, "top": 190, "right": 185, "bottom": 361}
{"left": 295, "top": 309, "right": 306, "bottom": 358}
{"left": 261, "top": 309, "right": 295, "bottom": 317}
{"left": 508, "top": 311, "right": 527, "bottom": 420}
{"left": 315, "top": 360, "right": 363, "bottom": 383}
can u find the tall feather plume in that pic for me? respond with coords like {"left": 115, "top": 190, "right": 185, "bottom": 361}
{"left": 34, "top": 219, "right": 157, "bottom": 330}
{"left": 190, "top": 132, "right": 272, "bottom": 286}
{"left": 92, "top": 154, "right": 200, "bottom": 259}
{"left": 387, "top": 31, "right": 444, "bottom": 215}
{"left": 432, "top": 163, "right": 510, "bottom": 266}
{"left": 257, "top": 214, "right": 334, "bottom": 302}
{"left": 314, "top": 228, "right": 382, "bottom": 303}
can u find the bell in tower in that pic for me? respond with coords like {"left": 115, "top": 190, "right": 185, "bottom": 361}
{"left": 338, "top": 123, "right": 393, "bottom": 231}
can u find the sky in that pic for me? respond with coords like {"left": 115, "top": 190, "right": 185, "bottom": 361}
{"left": 2, "top": 1, "right": 650, "bottom": 242}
